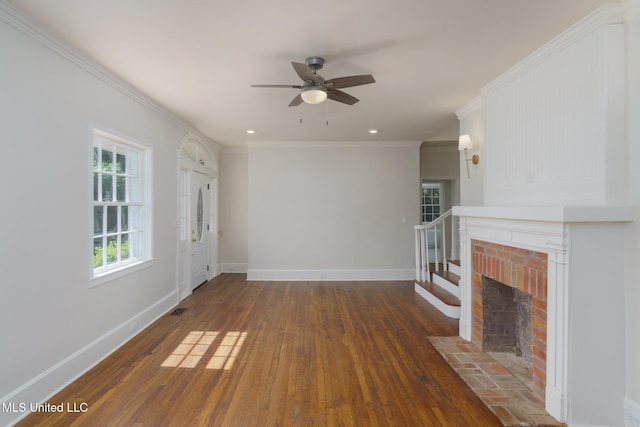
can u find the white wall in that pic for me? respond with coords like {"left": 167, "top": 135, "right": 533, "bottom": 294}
{"left": 456, "top": 97, "right": 485, "bottom": 206}
{"left": 419, "top": 142, "right": 459, "bottom": 178}
{"left": 624, "top": 0, "right": 640, "bottom": 423}
{"left": 0, "top": 13, "right": 204, "bottom": 426}
{"left": 247, "top": 142, "right": 421, "bottom": 281}
{"left": 220, "top": 148, "right": 249, "bottom": 272}
{"left": 567, "top": 223, "right": 627, "bottom": 426}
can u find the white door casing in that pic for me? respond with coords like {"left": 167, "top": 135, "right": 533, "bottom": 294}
{"left": 176, "top": 135, "right": 219, "bottom": 301}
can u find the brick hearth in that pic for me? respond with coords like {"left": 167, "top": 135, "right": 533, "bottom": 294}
{"left": 471, "top": 239, "right": 548, "bottom": 401}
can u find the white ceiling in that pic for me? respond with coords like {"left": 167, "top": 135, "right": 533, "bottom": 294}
{"left": 9, "top": 0, "right": 614, "bottom": 147}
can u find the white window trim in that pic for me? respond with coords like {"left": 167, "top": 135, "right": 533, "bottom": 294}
{"left": 91, "top": 259, "right": 154, "bottom": 287}
{"left": 421, "top": 181, "right": 443, "bottom": 224}
{"left": 89, "top": 124, "right": 154, "bottom": 287}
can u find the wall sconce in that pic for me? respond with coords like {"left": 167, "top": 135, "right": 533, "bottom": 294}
{"left": 458, "top": 134, "right": 480, "bottom": 178}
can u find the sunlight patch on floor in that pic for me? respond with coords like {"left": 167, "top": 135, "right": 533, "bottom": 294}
{"left": 206, "top": 331, "right": 247, "bottom": 370}
{"left": 161, "top": 331, "right": 247, "bottom": 370}
{"left": 161, "top": 331, "right": 218, "bottom": 368}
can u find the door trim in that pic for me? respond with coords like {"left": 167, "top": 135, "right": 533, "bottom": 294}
{"left": 177, "top": 135, "right": 219, "bottom": 301}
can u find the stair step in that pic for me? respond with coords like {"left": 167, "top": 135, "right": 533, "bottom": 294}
{"left": 433, "top": 270, "right": 460, "bottom": 286}
{"left": 428, "top": 262, "right": 447, "bottom": 271}
{"left": 432, "top": 270, "right": 460, "bottom": 298}
{"left": 448, "top": 260, "right": 461, "bottom": 276}
{"left": 415, "top": 280, "right": 461, "bottom": 319}
{"left": 416, "top": 281, "right": 461, "bottom": 306}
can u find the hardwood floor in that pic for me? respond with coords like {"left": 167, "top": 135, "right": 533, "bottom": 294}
{"left": 18, "top": 274, "right": 501, "bottom": 426}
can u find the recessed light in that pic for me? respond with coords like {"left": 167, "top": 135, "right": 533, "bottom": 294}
{"left": 246, "top": 130, "right": 256, "bottom": 134}
{"left": 368, "top": 129, "right": 379, "bottom": 134}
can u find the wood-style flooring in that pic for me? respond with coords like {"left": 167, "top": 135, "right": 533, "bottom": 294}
{"left": 18, "top": 274, "right": 501, "bottom": 426}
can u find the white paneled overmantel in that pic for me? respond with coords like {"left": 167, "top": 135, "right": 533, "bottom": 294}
{"left": 480, "top": 3, "right": 625, "bottom": 207}
{"left": 454, "top": 205, "right": 632, "bottom": 425}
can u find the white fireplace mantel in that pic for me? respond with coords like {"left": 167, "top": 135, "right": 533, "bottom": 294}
{"left": 453, "top": 205, "right": 632, "bottom": 425}
{"left": 454, "top": 205, "right": 632, "bottom": 223}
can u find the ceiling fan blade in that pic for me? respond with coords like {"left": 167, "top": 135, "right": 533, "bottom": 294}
{"left": 325, "top": 74, "right": 375, "bottom": 89}
{"left": 327, "top": 88, "right": 359, "bottom": 105}
{"left": 288, "top": 94, "right": 303, "bottom": 107}
{"left": 291, "top": 62, "right": 321, "bottom": 84}
{"left": 251, "top": 84, "right": 302, "bottom": 88}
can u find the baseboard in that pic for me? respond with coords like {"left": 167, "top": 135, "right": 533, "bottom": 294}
{"left": 626, "top": 396, "right": 640, "bottom": 427}
{"left": 0, "top": 290, "right": 178, "bottom": 427}
{"left": 246, "top": 268, "right": 414, "bottom": 281}
{"left": 220, "top": 262, "right": 248, "bottom": 273}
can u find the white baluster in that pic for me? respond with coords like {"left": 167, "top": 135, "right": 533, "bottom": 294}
{"left": 423, "top": 228, "right": 430, "bottom": 280}
{"left": 442, "top": 220, "right": 447, "bottom": 271}
{"left": 434, "top": 226, "right": 439, "bottom": 272}
{"left": 414, "top": 228, "right": 421, "bottom": 281}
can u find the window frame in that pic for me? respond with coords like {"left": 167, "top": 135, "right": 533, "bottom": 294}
{"left": 90, "top": 126, "right": 153, "bottom": 287}
{"left": 421, "top": 182, "right": 443, "bottom": 224}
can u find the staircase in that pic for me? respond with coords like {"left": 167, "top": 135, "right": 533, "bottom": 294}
{"left": 414, "top": 208, "right": 461, "bottom": 318}
{"left": 414, "top": 261, "right": 461, "bottom": 318}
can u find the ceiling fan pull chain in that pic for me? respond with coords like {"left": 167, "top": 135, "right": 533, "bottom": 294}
{"left": 325, "top": 102, "right": 329, "bottom": 126}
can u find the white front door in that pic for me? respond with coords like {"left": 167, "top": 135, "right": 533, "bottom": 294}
{"left": 190, "top": 171, "right": 210, "bottom": 290}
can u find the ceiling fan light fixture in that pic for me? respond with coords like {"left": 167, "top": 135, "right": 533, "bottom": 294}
{"left": 300, "top": 86, "right": 327, "bottom": 104}
{"left": 251, "top": 58, "right": 374, "bottom": 107}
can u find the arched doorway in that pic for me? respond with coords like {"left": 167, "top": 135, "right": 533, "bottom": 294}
{"left": 177, "top": 135, "right": 219, "bottom": 300}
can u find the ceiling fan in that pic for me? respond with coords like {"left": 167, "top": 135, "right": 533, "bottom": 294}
{"left": 251, "top": 56, "right": 375, "bottom": 107}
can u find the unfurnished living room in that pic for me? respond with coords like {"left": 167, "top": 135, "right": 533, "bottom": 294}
{"left": 1, "top": 1, "right": 639, "bottom": 426}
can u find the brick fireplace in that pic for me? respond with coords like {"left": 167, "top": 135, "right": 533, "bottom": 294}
{"left": 453, "top": 205, "right": 630, "bottom": 424}
{"left": 471, "top": 239, "right": 547, "bottom": 401}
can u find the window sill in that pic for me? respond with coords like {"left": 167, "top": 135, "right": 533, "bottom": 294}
{"left": 90, "top": 258, "right": 154, "bottom": 288}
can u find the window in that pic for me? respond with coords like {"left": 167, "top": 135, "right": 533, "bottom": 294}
{"left": 179, "top": 140, "right": 215, "bottom": 168}
{"left": 92, "top": 128, "right": 151, "bottom": 284}
{"left": 421, "top": 183, "right": 442, "bottom": 223}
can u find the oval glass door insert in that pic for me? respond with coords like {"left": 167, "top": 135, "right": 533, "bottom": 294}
{"left": 197, "top": 187, "right": 203, "bottom": 241}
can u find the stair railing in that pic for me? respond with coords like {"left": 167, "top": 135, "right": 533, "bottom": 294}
{"left": 414, "top": 207, "right": 456, "bottom": 282}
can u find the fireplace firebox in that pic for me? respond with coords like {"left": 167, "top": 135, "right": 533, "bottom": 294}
{"left": 482, "top": 276, "right": 533, "bottom": 362}
{"left": 470, "top": 239, "right": 547, "bottom": 401}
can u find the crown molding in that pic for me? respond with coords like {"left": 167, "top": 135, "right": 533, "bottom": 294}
{"left": 0, "top": 0, "right": 220, "bottom": 152}
{"left": 482, "top": 3, "right": 624, "bottom": 96}
{"left": 420, "top": 146, "right": 458, "bottom": 154}
{"left": 222, "top": 146, "right": 249, "bottom": 155}
{"left": 420, "top": 140, "right": 458, "bottom": 154}
{"left": 246, "top": 140, "right": 423, "bottom": 149}
{"left": 455, "top": 96, "right": 485, "bottom": 120}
